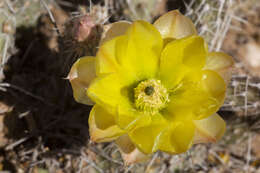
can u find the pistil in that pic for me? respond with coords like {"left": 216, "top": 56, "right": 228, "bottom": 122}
{"left": 134, "top": 79, "right": 170, "bottom": 114}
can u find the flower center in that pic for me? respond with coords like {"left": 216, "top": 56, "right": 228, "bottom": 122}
{"left": 144, "top": 86, "right": 154, "bottom": 96}
{"left": 134, "top": 79, "right": 170, "bottom": 114}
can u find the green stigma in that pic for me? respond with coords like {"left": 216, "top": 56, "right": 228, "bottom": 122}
{"left": 144, "top": 86, "right": 154, "bottom": 96}
{"left": 134, "top": 79, "right": 170, "bottom": 114}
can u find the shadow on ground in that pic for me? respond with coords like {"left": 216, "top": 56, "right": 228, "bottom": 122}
{"left": 0, "top": 13, "right": 92, "bottom": 172}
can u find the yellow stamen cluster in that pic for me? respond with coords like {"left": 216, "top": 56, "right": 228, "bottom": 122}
{"left": 134, "top": 79, "right": 169, "bottom": 114}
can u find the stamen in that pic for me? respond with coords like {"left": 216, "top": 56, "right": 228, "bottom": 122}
{"left": 134, "top": 79, "right": 169, "bottom": 114}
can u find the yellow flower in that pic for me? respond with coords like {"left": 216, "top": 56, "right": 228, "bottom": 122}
{"left": 68, "top": 10, "right": 233, "bottom": 164}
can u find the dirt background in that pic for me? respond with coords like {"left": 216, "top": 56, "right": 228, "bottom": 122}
{"left": 0, "top": 0, "right": 260, "bottom": 172}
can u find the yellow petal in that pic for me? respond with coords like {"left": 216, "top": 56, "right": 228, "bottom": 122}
{"left": 96, "top": 37, "right": 120, "bottom": 75}
{"left": 97, "top": 20, "right": 163, "bottom": 81}
{"left": 154, "top": 120, "right": 195, "bottom": 154}
{"left": 201, "top": 70, "right": 226, "bottom": 102}
{"left": 68, "top": 56, "right": 96, "bottom": 105}
{"left": 152, "top": 122, "right": 177, "bottom": 154}
{"left": 193, "top": 113, "right": 226, "bottom": 144}
{"left": 87, "top": 73, "right": 129, "bottom": 114}
{"left": 128, "top": 111, "right": 195, "bottom": 154}
{"left": 129, "top": 124, "right": 163, "bottom": 154}
{"left": 170, "top": 121, "right": 195, "bottom": 153}
{"left": 100, "top": 21, "right": 131, "bottom": 45}
{"left": 168, "top": 69, "right": 226, "bottom": 120}
{"left": 204, "top": 52, "right": 234, "bottom": 84}
{"left": 154, "top": 127, "right": 176, "bottom": 154}
{"left": 116, "top": 108, "right": 151, "bottom": 131}
{"left": 128, "top": 114, "right": 167, "bottom": 154}
{"left": 115, "top": 135, "right": 149, "bottom": 165}
{"left": 89, "top": 105, "right": 125, "bottom": 142}
{"left": 153, "top": 10, "right": 197, "bottom": 39}
{"left": 116, "top": 20, "right": 163, "bottom": 81}
{"left": 159, "top": 36, "right": 207, "bottom": 88}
